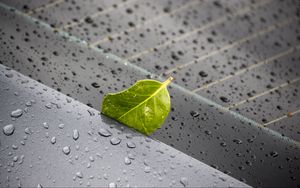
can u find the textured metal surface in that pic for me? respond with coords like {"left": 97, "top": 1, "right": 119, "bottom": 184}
{"left": 0, "top": 0, "right": 300, "bottom": 187}
{"left": 3, "top": 0, "right": 297, "bottom": 142}
{"left": 0, "top": 64, "right": 249, "bottom": 187}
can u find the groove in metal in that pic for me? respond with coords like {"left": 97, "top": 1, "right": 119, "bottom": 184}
{"left": 164, "top": 17, "right": 298, "bottom": 75}
{"left": 192, "top": 45, "right": 300, "bottom": 92}
{"left": 125, "top": 0, "right": 272, "bottom": 61}
{"left": 90, "top": 0, "right": 202, "bottom": 47}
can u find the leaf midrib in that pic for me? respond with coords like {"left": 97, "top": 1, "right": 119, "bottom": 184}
{"left": 117, "top": 78, "right": 172, "bottom": 122}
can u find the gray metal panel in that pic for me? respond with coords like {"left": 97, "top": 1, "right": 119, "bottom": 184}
{"left": 0, "top": 0, "right": 52, "bottom": 11}
{"left": 33, "top": 0, "right": 124, "bottom": 28}
{"left": 0, "top": 64, "right": 249, "bottom": 187}
{"left": 268, "top": 113, "right": 300, "bottom": 141}
{"left": 106, "top": 0, "right": 296, "bottom": 71}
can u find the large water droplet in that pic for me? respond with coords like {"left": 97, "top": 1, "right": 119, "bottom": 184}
{"left": 25, "top": 101, "right": 32, "bottom": 107}
{"left": 3, "top": 124, "right": 15, "bottom": 136}
{"left": 62, "top": 146, "right": 71, "bottom": 155}
{"left": 11, "top": 109, "right": 23, "bottom": 118}
{"left": 43, "top": 122, "right": 49, "bottom": 129}
{"left": 180, "top": 177, "right": 188, "bottom": 187}
{"left": 110, "top": 137, "right": 121, "bottom": 145}
{"left": 109, "top": 182, "right": 117, "bottom": 188}
{"left": 126, "top": 141, "right": 136, "bottom": 148}
{"left": 13, "top": 156, "right": 18, "bottom": 162}
{"left": 37, "top": 184, "right": 43, "bottom": 188}
{"left": 144, "top": 166, "right": 151, "bottom": 173}
{"left": 73, "top": 129, "right": 79, "bottom": 140}
{"left": 220, "top": 96, "right": 230, "bottom": 103}
{"left": 98, "top": 128, "right": 112, "bottom": 137}
{"left": 76, "top": 171, "right": 83, "bottom": 178}
{"left": 58, "top": 124, "right": 64, "bottom": 129}
{"left": 124, "top": 157, "right": 131, "bottom": 165}
{"left": 51, "top": 137, "right": 56, "bottom": 144}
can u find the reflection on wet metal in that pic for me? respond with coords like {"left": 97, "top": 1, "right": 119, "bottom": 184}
{"left": 62, "top": 0, "right": 136, "bottom": 30}
{"left": 125, "top": 0, "right": 272, "bottom": 61}
{"left": 164, "top": 17, "right": 299, "bottom": 75}
{"left": 26, "top": 0, "right": 65, "bottom": 15}
{"left": 228, "top": 77, "right": 300, "bottom": 109}
{"left": 192, "top": 45, "right": 300, "bottom": 92}
{"left": 90, "top": 0, "right": 202, "bottom": 47}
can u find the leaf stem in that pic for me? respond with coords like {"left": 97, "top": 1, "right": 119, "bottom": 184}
{"left": 163, "top": 76, "right": 173, "bottom": 87}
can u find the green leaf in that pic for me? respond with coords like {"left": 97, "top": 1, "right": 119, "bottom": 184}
{"left": 101, "top": 77, "right": 173, "bottom": 135}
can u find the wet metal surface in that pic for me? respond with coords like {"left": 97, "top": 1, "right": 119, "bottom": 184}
{"left": 0, "top": 64, "right": 249, "bottom": 187}
{"left": 0, "top": 0, "right": 300, "bottom": 187}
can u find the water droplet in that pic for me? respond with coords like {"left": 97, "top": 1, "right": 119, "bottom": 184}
{"left": 220, "top": 142, "right": 227, "bottom": 147}
{"left": 43, "top": 122, "right": 49, "bottom": 129}
{"left": 98, "top": 128, "right": 112, "bottom": 137}
{"left": 233, "top": 139, "right": 242, "bottom": 144}
{"left": 45, "top": 103, "right": 52, "bottom": 109}
{"left": 11, "top": 109, "right": 23, "bottom": 118}
{"left": 37, "top": 184, "right": 43, "bottom": 188}
{"left": 219, "top": 176, "right": 227, "bottom": 182}
{"left": 51, "top": 137, "right": 56, "bottom": 144}
{"left": 270, "top": 151, "right": 278, "bottom": 157}
{"left": 145, "top": 137, "right": 151, "bottom": 142}
{"left": 25, "top": 127, "right": 31, "bottom": 134}
{"left": 73, "top": 129, "right": 79, "bottom": 140}
{"left": 180, "top": 177, "right": 188, "bottom": 187}
{"left": 128, "top": 153, "right": 135, "bottom": 159}
{"left": 62, "top": 146, "right": 71, "bottom": 155}
{"left": 12, "top": 144, "right": 18, "bottom": 150}
{"left": 87, "top": 109, "right": 95, "bottom": 116}
{"left": 220, "top": 96, "right": 230, "bottom": 103}
{"left": 3, "top": 124, "right": 15, "bottom": 136}
{"left": 13, "top": 156, "right": 18, "bottom": 162}
{"left": 198, "top": 71, "right": 208, "bottom": 77}
{"left": 124, "top": 157, "right": 131, "bottom": 165}
{"left": 58, "top": 124, "right": 64, "bottom": 129}
{"left": 126, "top": 141, "right": 136, "bottom": 148}
{"left": 76, "top": 171, "right": 83, "bottom": 178}
{"left": 190, "top": 110, "right": 200, "bottom": 118}
{"left": 91, "top": 82, "right": 100, "bottom": 88}
{"left": 110, "top": 137, "right": 121, "bottom": 145}
{"left": 109, "top": 182, "right": 117, "bottom": 188}
{"left": 25, "top": 101, "right": 32, "bottom": 107}
{"left": 89, "top": 156, "right": 94, "bottom": 162}
{"left": 144, "top": 166, "right": 151, "bottom": 173}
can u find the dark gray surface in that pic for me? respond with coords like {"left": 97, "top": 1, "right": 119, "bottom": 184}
{"left": 0, "top": 64, "right": 249, "bottom": 187}
{"left": 0, "top": 0, "right": 53, "bottom": 11}
{"left": 97, "top": 0, "right": 255, "bottom": 58}
{"left": 0, "top": 4, "right": 300, "bottom": 187}
{"left": 7, "top": 0, "right": 299, "bottom": 144}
